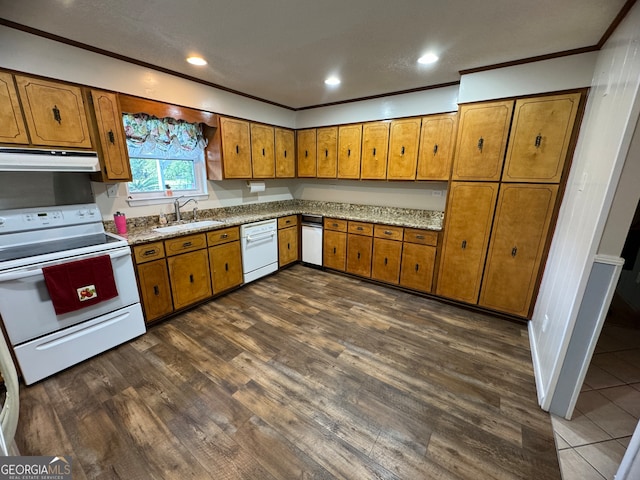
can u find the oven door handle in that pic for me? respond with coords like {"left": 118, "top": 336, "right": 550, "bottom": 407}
{"left": 0, "top": 248, "right": 131, "bottom": 282}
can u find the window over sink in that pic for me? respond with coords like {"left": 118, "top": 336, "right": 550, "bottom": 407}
{"left": 123, "top": 113, "right": 208, "bottom": 206}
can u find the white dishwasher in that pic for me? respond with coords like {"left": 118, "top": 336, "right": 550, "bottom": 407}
{"left": 240, "top": 219, "right": 278, "bottom": 283}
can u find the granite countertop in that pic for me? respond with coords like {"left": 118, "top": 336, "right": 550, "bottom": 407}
{"left": 109, "top": 200, "right": 444, "bottom": 246}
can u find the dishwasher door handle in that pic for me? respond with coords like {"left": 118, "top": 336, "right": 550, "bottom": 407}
{"left": 246, "top": 231, "right": 276, "bottom": 242}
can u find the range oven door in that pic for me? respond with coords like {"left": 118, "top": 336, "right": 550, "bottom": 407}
{"left": 0, "top": 247, "right": 140, "bottom": 346}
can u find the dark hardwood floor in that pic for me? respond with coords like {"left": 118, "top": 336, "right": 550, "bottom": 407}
{"left": 16, "top": 265, "right": 561, "bottom": 479}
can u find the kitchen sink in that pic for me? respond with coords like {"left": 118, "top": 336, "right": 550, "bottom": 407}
{"left": 153, "top": 220, "right": 224, "bottom": 233}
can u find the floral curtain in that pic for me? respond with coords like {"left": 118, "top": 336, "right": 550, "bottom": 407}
{"left": 122, "top": 113, "right": 207, "bottom": 160}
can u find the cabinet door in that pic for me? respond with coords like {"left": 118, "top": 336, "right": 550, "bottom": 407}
{"left": 278, "top": 225, "right": 299, "bottom": 267}
{"left": 251, "top": 123, "right": 275, "bottom": 178}
{"left": 316, "top": 126, "right": 338, "bottom": 178}
{"left": 275, "top": 127, "right": 295, "bottom": 178}
{"left": 209, "top": 241, "right": 243, "bottom": 294}
{"left": 136, "top": 259, "right": 173, "bottom": 323}
{"left": 338, "top": 124, "right": 362, "bottom": 179}
{"left": 15, "top": 75, "right": 92, "bottom": 148}
{"left": 347, "top": 234, "right": 373, "bottom": 277}
{"left": 479, "top": 184, "right": 558, "bottom": 317}
{"left": 502, "top": 93, "right": 581, "bottom": 183}
{"left": 323, "top": 230, "right": 347, "bottom": 271}
{"left": 220, "top": 117, "right": 252, "bottom": 178}
{"left": 371, "top": 238, "right": 402, "bottom": 284}
{"left": 88, "top": 89, "right": 132, "bottom": 181}
{"left": 416, "top": 113, "right": 457, "bottom": 180}
{"left": 0, "top": 72, "right": 29, "bottom": 144}
{"left": 361, "top": 121, "right": 390, "bottom": 179}
{"left": 451, "top": 100, "right": 513, "bottom": 181}
{"left": 297, "top": 129, "right": 317, "bottom": 177}
{"left": 436, "top": 182, "right": 499, "bottom": 304}
{"left": 167, "top": 249, "right": 212, "bottom": 310}
{"left": 400, "top": 243, "right": 436, "bottom": 293}
{"left": 387, "top": 118, "right": 421, "bottom": 180}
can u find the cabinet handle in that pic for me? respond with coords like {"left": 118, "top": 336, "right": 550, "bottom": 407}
{"left": 416, "top": 235, "right": 425, "bottom": 240}
{"left": 333, "top": 247, "right": 336, "bottom": 254}
{"left": 189, "top": 274, "right": 194, "bottom": 283}
{"left": 512, "top": 246, "right": 518, "bottom": 257}
{"left": 356, "top": 226, "right": 364, "bottom": 231}
{"left": 305, "top": 150, "right": 308, "bottom": 157}
{"left": 286, "top": 220, "right": 291, "bottom": 224}
{"left": 373, "top": 147, "right": 376, "bottom": 156}
{"left": 144, "top": 249, "right": 156, "bottom": 256}
{"left": 287, "top": 242, "right": 291, "bottom": 250}
{"left": 535, "top": 134, "right": 542, "bottom": 148}
{"left": 401, "top": 146, "right": 405, "bottom": 155}
{"left": 384, "top": 230, "right": 392, "bottom": 235}
{"left": 461, "top": 240, "right": 467, "bottom": 249}
{"left": 221, "top": 233, "right": 228, "bottom": 239}
{"left": 433, "top": 144, "right": 438, "bottom": 155}
{"left": 357, "top": 252, "right": 361, "bottom": 259}
{"left": 236, "top": 145, "right": 239, "bottom": 154}
{"left": 225, "top": 263, "right": 229, "bottom": 271}
{"left": 477, "top": 137, "right": 484, "bottom": 152}
{"left": 52, "top": 105, "right": 62, "bottom": 124}
{"left": 108, "top": 130, "right": 115, "bottom": 144}
{"left": 183, "top": 241, "right": 192, "bottom": 248}
{"left": 415, "top": 263, "right": 419, "bottom": 272}
{"left": 325, "top": 149, "right": 328, "bottom": 157}
{"left": 332, "top": 223, "right": 338, "bottom": 227}
{"left": 284, "top": 150, "right": 287, "bottom": 158}
{"left": 153, "top": 285, "right": 160, "bottom": 296}
{"left": 262, "top": 148, "right": 265, "bottom": 156}
{"left": 348, "top": 148, "right": 351, "bottom": 156}
{"left": 384, "top": 257, "right": 388, "bottom": 265}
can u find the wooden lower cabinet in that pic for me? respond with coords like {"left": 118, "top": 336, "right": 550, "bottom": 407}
{"left": 400, "top": 229, "right": 438, "bottom": 293}
{"left": 209, "top": 241, "right": 243, "bottom": 294}
{"left": 436, "top": 182, "right": 499, "bottom": 304}
{"left": 478, "top": 184, "right": 559, "bottom": 317}
{"left": 167, "top": 249, "right": 212, "bottom": 310}
{"left": 135, "top": 259, "right": 173, "bottom": 323}
{"left": 323, "top": 228, "right": 347, "bottom": 271}
{"left": 346, "top": 222, "right": 373, "bottom": 278}
{"left": 278, "top": 226, "right": 299, "bottom": 266}
{"left": 372, "top": 238, "right": 402, "bottom": 283}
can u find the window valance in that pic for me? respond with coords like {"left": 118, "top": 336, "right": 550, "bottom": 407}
{"left": 122, "top": 113, "right": 207, "bottom": 160}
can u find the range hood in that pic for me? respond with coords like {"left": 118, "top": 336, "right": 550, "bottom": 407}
{"left": 0, "top": 147, "right": 100, "bottom": 172}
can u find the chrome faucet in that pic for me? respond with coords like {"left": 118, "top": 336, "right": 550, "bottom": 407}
{"left": 173, "top": 196, "right": 197, "bottom": 222}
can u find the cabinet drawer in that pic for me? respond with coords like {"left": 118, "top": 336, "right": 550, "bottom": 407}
{"left": 374, "top": 224, "right": 403, "bottom": 241}
{"left": 133, "top": 242, "right": 165, "bottom": 264}
{"left": 404, "top": 229, "right": 438, "bottom": 246}
{"left": 324, "top": 218, "right": 347, "bottom": 232}
{"left": 207, "top": 227, "right": 240, "bottom": 246}
{"left": 278, "top": 215, "right": 298, "bottom": 229}
{"left": 164, "top": 233, "right": 207, "bottom": 256}
{"left": 348, "top": 221, "right": 373, "bottom": 236}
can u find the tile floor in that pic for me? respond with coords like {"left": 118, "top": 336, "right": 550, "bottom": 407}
{"left": 552, "top": 318, "right": 640, "bottom": 480}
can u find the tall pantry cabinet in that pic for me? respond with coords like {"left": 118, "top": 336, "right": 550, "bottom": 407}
{"left": 437, "top": 91, "right": 583, "bottom": 318}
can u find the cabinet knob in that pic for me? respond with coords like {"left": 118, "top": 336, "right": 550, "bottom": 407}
{"left": 153, "top": 285, "right": 160, "bottom": 296}
{"left": 433, "top": 144, "right": 439, "bottom": 155}
{"left": 461, "top": 240, "right": 467, "bottom": 249}
{"left": 357, "top": 252, "right": 361, "bottom": 259}
{"left": 52, "top": 105, "right": 62, "bottom": 124}
{"left": 535, "top": 134, "right": 542, "bottom": 148}
{"left": 415, "top": 263, "right": 419, "bottom": 272}
{"left": 477, "top": 137, "right": 484, "bottom": 152}
{"left": 108, "top": 130, "right": 115, "bottom": 144}
{"left": 401, "top": 146, "right": 405, "bottom": 155}
{"left": 511, "top": 246, "right": 518, "bottom": 257}
{"left": 221, "top": 233, "right": 228, "bottom": 239}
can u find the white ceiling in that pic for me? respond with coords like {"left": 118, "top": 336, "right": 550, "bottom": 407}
{"left": 0, "top": 0, "right": 628, "bottom": 109}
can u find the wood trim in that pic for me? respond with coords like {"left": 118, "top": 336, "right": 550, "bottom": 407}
{"left": 0, "top": 18, "right": 293, "bottom": 111}
{"left": 118, "top": 94, "right": 218, "bottom": 127}
{"left": 597, "top": 0, "right": 638, "bottom": 48}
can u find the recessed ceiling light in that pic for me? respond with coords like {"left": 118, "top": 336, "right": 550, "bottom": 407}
{"left": 186, "top": 56, "right": 207, "bottom": 66}
{"left": 418, "top": 53, "right": 439, "bottom": 65}
{"left": 325, "top": 76, "right": 341, "bottom": 86}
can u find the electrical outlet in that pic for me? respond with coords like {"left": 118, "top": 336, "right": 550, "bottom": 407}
{"left": 106, "top": 184, "right": 119, "bottom": 198}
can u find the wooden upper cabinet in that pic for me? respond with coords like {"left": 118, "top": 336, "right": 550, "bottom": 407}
{"left": 316, "top": 126, "right": 338, "bottom": 178}
{"left": 251, "top": 123, "right": 275, "bottom": 178}
{"left": 436, "top": 181, "right": 499, "bottom": 304}
{"left": 0, "top": 72, "right": 29, "bottom": 144}
{"left": 275, "top": 127, "right": 295, "bottom": 178}
{"left": 387, "top": 118, "right": 421, "bottom": 180}
{"left": 479, "top": 184, "right": 559, "bottom": 317}
{"left": 337, "top": 124, "right": 362, "bottom": 179}
{"left": 220, "top": 117, "right": 252, "bottom": 178}
{"left": 15, "top": 75, "right": 92, "bottom": 148}
{"left": 361, "top": 121, "right": 390, "bottom": 180}
{"left": 297, "top": 128, "right": 317, "bottom": 177}
{"left": 87, "top": 89, "right": 132, "bottom": 181}
{"left": 451, "top": 100, "right": 514, "bottom": 181}
{"left": 502, "top": 93, "right": 581, "bottom": 183}
{"left": 416, "top": 112, "right": 457, "bottom": 181}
